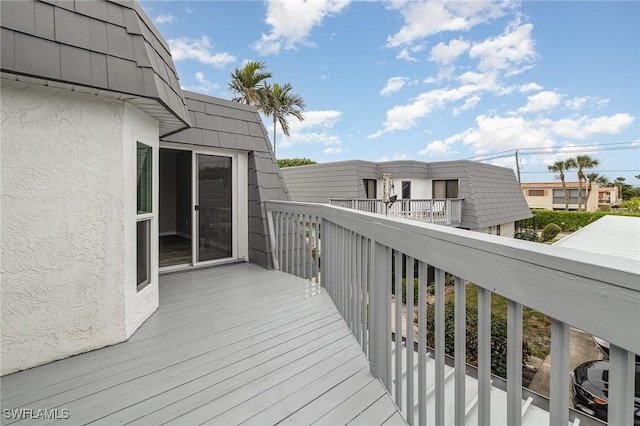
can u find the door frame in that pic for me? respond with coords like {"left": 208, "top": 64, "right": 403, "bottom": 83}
{"left": 159, "top": 142, "right": 248, "bottom": 271}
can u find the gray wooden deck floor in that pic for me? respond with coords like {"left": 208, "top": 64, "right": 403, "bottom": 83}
{"left": 1, "top": 263, "right": 406, "bottom": 426}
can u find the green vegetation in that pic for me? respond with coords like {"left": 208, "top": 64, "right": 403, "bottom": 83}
{"left": 423, "top": 286, "right": 534, "bottom": 379}
{"left": 620, "top": 197, "right": 640, "bottom": 212}
{"left": 514, "top": 229, "right": 538, "bottom": 242}
{"left": 278, "top": 158, "right": 317, "bottom": 168}
{"left": 228, "top": 61, "right": 305, "bottom": 157}
{"left": 518, "top": 209, "right": 640, "bottom": 232}
{"left": 540, "top": 223, "right": 561, "bottom": 242}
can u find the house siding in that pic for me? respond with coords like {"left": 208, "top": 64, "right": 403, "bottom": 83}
{"left": 1, "top": 80, "right": 153, "bottom": 375}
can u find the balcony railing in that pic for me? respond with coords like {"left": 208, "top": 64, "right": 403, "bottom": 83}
{"left": 329, "top": 198, "right": 463, "bottom": 226}
{"left": 265, "top": 200, "right": 639, "bottom": 426}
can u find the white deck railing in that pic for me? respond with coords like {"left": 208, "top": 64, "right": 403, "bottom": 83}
{"left": 264, "top": 200, "right": 639, "bottom": 426}
{"left": 329, "top": 198, "right": 463, "bottom": 226}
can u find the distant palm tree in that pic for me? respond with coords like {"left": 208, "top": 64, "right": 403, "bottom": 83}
{"left": 263, "top": 82, "right": 305, "bottom": 157}
{"left": 228, "top": 61, "right": 272, "bottom": 107}
{"left": 571, "top": 155, "right": 600, "bottom": 211}
{"left": 585, "top": 172, "right": 609, "bottom": 204}
{"left": 548, "top": 160, "right": 572, "bottom": 211}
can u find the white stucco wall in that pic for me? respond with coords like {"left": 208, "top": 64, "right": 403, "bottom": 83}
{"left": 471, "top": 221, "right": 516, "bottom": 238}
{"left": 1, "top": 79, "right": 159, "bottom": 374}
{"left": 377, "top": 178, "right": 431, "bottom": 199}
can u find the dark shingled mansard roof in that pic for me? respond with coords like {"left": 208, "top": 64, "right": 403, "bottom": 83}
{"left": 281, "top": 160, "right": 533, "bottom": 230}
{"left": 0, "top": 0, "right": 190, "bottom": 136}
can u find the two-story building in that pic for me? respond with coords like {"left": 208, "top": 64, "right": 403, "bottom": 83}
{"left": 521, "top": 182, "right": 599, "bottom": 211}
{"left": 281, "top": 160, "right": 532, "bottom": 237}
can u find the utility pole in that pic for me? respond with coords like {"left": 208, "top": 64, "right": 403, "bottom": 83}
{"left": 515, "top": 150, "right": 521, "bottom": 183}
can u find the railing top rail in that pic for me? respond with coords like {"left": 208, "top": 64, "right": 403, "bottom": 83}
{"left": 328, "top": 198, "right": 464, "bottom": 202}
{"left": 265, "top": 199, "right": 640, "bottom": 354}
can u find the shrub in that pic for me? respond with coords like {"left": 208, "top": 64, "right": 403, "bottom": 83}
{"left": 518, "top": 210, "right": 640, "bottom": 232}
{"left": 540, "top": 223, "right": 561, "bottom": 242}
{"left": 425, "top": 302, "right": 531, "bottom": 378}
{"left": 514, "top": 229, "right": 539, "bottom": 242}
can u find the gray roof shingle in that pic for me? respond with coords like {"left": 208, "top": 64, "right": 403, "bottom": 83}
{"left": 0, "top": 0, "right": 190, "bottom": 136}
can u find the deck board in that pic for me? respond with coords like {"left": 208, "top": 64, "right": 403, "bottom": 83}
{"left": 1, "top": 263, "right": 405, "bottom": 426}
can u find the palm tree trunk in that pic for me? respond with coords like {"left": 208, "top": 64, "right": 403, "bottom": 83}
{"left": 577, "top": 172, "right": 583, "bottom": 211}
{"left": 273, "top": 115, "right": 277, "bottom": 157}
{"left": 561, "top": 173, "right": 569, "bottom": 211}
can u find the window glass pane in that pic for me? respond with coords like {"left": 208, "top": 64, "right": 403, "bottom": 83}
{"left": 137, "top": 143, "right": 152, "bottom": 214}
{"left": 446, "top": 180, "right": 458, "bottom": 198}
{"left": 433, "top": 181, "right": 446, "bottom": 198}
{"left": 137, "top": 219, "right": 150, "bottom": 289}
{"left": 402, "top": 181, "right": 411, "bottom": 199}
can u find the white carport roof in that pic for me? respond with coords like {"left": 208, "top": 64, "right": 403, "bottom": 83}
{"left": 554, "top": 215, "right": 640, "bottom": 262}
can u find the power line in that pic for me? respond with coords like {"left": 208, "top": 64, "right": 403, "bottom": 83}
{"left": 521, "top": 169, "right": 640, "bottom": 174}
{"left": 465, "top": 141, "right": 639, "bottom": 162}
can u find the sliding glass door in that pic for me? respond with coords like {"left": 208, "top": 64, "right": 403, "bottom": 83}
{"left": 196, "top": 154, "right": 233, "bottom": 262}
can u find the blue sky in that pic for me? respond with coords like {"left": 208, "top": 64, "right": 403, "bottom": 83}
{"left": 141, "top": 0, "right": 639, "bottom": 184}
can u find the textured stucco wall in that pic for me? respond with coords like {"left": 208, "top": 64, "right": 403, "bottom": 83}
{"left": 0, "top": 79, "right": 158, "bottom": 374}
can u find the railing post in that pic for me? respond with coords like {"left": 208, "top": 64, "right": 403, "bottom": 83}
{"left": 608, "top": 345, "right": 635, "bottom": 426}
{"left": 550, "top": 319, "right": 569, "bottom": 426}
{"left": 266, "top": 209, "right": 280, "bottom": 270}
{"left": 454, "top": 275, "right": 466, "bottom": 426}
{"left": 369, "top": 240, "right": 391, "bottom": 389}
{"left": 446, "top": 199, "right": 451, "bottom": 225}
{"left": 507, "top": 300, "right": 523, "bottom": 426}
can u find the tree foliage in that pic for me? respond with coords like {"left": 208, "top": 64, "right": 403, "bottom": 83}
{"left": 228, "top": 62, "right": 305, "bottom": 157}
{"left": 277, "top": 158, "right": 317, "bottom": 168}
{"left": 518, "top": 209, "right": 640, "bottom": 231}
{"left": 540, "top": 223, "right": 561, "bottom": 242}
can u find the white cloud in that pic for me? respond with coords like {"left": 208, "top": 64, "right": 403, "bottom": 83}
{"left": 520, "top": 82, "right": 543, "bottom": 92}
{"left": 168, "top": 36, "right": 236, "bottom": 68}
{"left": 469, "top": 21, "right": 537, "bottom": 72}
{"left": 323, "top": 147, "right": 343, "bottom": 154}
{"left": 253, "top": 0, "right": 351, "bottom": 55}
{"left": 380, "top": 77, "right": 408, "bottom": 96}
{"left": 518, "top": 90, "right": 562, "bottom": 113}
{"left": 430, "top": 38, "right": 470, "bottom": 65}
{"left": 387, "top": 1, "right": 511, "bottom": 47}
{"left": 565, "top": 97, "right": 588, "bottom": 110}
{"left": 417, "top": 131, "right": 467, "bottom": 156}
{"left": 453, "top": 95, "right": 481, "bottom": 116}
{"left": 397, "top": 48, "right": 418, "bottom": 62}
{"left": 276, "top": 110, "right": 343, "bottom": 148}
{"left": 433, "top": 112, "right": 635, "bottom": 156}
{"left": 186, "top": 71, "right": 219, "bottom": 94}
{"left": 153, "top": 14, "right": 176, "bottom": 24}
{"left": 378, "top": 153, "right": 411, "bottom": 162}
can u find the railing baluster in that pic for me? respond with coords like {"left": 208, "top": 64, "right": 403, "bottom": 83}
{"left": 351, "top": 230, "right": 357, "bottom": 333}
{"left": 454, "top": 275, "right": 466, "bottom": 426}
{"left": 477, "top": 287, "right": 491, "bottom": 425}
{"left": 355, "top": 234, "right": 362, "bottom": 344}
{"left": 507, "top": 300, "right": 523, "bottom": 426}
{"left": 394, "top": 250, "right": 403, "bottom": 410}
{"left": 406, "top": 255, "right": 415, "bottom": 425}
{"left": 435, "top": 268, "right": 445, "bottom": 426}
{"left": 608, "top": 345, "right": 635, "bottom": 426}
{"left": 362, "top": 236, "right": 369, "bottom": 356}
{"left": 550, "top": 319, "right": 569, "bottom": 426}
{"left": 370, "top": 241, "right": 391, "bottom": 388}
{"left": 284, "top": 213, "right": 289, "bottom": 274}
{"left": 417, "top": 261, "right": 427, "bottom": 426}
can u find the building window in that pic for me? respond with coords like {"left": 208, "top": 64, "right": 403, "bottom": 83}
{"left": 433, "top": 180, "right": 458, "bottom": 198}
{"left": 364, "top": 179, "right": 377, "bottom": 199}
{"left": 528, "top": 189, "right": 545, "bottom": 196}
{"left": 553, "top": 188, "right": 585, "bottom": 205}
{"left": 136, "top": 142, "right": 152, "bottom": 291}
{"left": 402, "top": 181, "right": 411, "bottom": 199}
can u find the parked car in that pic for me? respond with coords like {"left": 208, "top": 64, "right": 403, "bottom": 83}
{"left": 592, "top": 336, "right": 640, "bottom": 363}
{"left": 571, "top": 360, "right": 640, "bottom": 425}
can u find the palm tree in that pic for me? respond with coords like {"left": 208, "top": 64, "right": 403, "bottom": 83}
{"left": 548, "top": 160, "right": 572, "bottom": 211}
{"left": 263, "top": 82, "right": 305, "bottom": 157}
{"left": 572, "top": 155, "right": 600, "bottom": 211}
{"left": 228, "top": 61, "right": 272, "bottom": 107}
{"left": 585, "top": 172, "right": 608, "bottom": 204}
